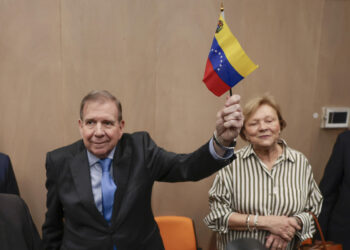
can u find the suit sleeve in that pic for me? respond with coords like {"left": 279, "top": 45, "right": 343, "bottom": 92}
{"left": 42, "top": 152, "right": 64, "bottom": 250}
{"left": 19, "top": 197, "right": 44, "bottom": 250}
{"left": 318, "top": 133, "right": 346, "bottom": 238}
{"left": 5, "top": 155, "right": 20, "bottom": 195}
{"left": 141, "top": 132, "right": 235, "bottom": 182}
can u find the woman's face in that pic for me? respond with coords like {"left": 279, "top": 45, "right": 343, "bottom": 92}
{"left": 244, "top": 104, "right": 281, "bottom": 149}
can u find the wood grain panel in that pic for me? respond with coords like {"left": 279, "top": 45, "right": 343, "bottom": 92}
{"left": 0, "top": 1, "right": 349, "bottom": 249}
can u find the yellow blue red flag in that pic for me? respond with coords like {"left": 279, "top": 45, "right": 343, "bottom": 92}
{"left": 203, "top": 15, "right": 258, "bottom": 96}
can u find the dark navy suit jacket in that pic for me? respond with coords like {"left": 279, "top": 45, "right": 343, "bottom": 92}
{"left": 0, "top": 153, "right": 20, "bottom": 195}
{"left": 42, "top": 132, "right": 235, "bottom": 250}
{"left": 318, "top": 130, "right": 350, "bottom": 249}
{"left": 0, "top": 193, "right": 43, "bottom": 250}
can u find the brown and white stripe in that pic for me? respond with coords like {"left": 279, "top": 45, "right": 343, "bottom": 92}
{"left": 204, "top": 140, "right": 323, "bottom": 250}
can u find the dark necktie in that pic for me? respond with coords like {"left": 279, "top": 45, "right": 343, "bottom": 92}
{"left": 99, "top": 158, "right": 116, "bottom": 223}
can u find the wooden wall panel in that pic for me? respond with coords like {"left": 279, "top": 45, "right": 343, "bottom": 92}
{"left": 309, "top": 0, "right": 350, "bottom": 182}
{"left": 0, "top": 0, "right": 62, "bottom": 226}
{"left": 0, "top": 1, "right": 349, "bottom": 250}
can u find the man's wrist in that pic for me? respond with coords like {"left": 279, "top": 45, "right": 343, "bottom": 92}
{"left": 213, "top": 131, "right": 236, "bottom": 150}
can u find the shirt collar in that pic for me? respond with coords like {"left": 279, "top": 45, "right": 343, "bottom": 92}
{"left": 283, "top": 140, "right": 296, "bottom": 162}
{"left": 241, "top": 139, "right": 295, "bottom": 163}
{"left": 87, "top": 147, "right": 116, "bottom": 167}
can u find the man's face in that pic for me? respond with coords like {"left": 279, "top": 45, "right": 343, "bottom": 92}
{"left": 79, "top": 100, "right": 124, "bottom": 159}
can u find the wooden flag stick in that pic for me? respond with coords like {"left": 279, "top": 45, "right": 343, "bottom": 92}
{"left": 220, "top": 1, "right": 224, "bottom": 18}
{"left": 221, "top": 1, "right": 232, "bottom": 96}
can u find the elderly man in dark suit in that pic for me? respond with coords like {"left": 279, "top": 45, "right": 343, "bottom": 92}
{"left": 0, "top": 152, "right": 20, "bottom": 195}
{"left": 0, "top": 193, "right": 43, "bottom": 250}
{"left": 318, "top": 130, "right": 350, "bottom": 249}
{"left": 42, "top": 90, "right": 243, "bottom": 250}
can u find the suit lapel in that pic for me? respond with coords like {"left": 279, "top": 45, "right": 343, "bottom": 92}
{"left": 70, "top": 149, "right": 107, "bottom": 225}
{"left": 111, "top": 135, "right": 132, "bottom": 226}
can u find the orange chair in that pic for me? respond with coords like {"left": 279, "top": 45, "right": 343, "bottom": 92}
{"left": 155, "top": 216, "right": 200, "bottom": 250}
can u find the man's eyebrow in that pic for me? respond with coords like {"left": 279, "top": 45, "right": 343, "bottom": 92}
{"left": 84, "top": 118, "right": 95, "bottom": 122}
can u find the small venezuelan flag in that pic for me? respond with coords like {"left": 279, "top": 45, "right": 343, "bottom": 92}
{"left": 203, "top": 15, "right": 258, "bottom": 96}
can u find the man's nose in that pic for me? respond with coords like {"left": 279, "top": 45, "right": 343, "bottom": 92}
{"left": 94, "top": 123, "right": 105, "bottom": 136}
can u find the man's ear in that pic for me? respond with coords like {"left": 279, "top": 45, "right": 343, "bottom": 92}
{"left": 119, "top": 120, "right": 125, "bottom": 130}
{"left": 118, "top": 120, "right": 125, "bottom": 139}
{"left": 78, "top": 119, "right": 83, "bottom": 137}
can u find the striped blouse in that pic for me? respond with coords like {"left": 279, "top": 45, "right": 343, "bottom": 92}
{"left": 204, "top": 140, "right": 323, "bottom": 250}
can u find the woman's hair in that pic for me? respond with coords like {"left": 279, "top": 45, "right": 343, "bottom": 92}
{"left": 240, "top": 94, "right": 287, "bottom": 141}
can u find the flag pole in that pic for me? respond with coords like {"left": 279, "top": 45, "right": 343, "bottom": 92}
{"left": 220, "top": 2, "right": 232, "bottom": 96}
{"left": 220, "top": 1, "right": 224, "bottom": 19}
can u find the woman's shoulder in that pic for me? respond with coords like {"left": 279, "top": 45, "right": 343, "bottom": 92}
{"left": 284, "top": 144, "right": 312, "bottom": 172}
{"left": 285, "top": 145, "right": 306, "bottom": 157}
{"left": 282, "top": 141, "right": 307, "bottom": 159}
{"left": 218, "top": 145, "right": 251, "bottom": 173}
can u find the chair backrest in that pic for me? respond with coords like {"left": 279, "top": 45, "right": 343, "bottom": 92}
{"left": 155, "top": 216, "right": 198, "bottom": 250}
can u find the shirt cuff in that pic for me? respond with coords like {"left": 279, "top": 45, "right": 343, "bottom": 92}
{"left": 294, "top": 213, "right": 314, "bottom": 241}
{"left": 209, "top": 137, "right": 234, "bottom": 160}
{"left": 221, "top": 212, "right": 234, "bottom": 234}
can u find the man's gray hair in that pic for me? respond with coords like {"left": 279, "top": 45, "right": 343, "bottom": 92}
{"left": 80, "top": 90, "right": 122, "bottom": 121}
